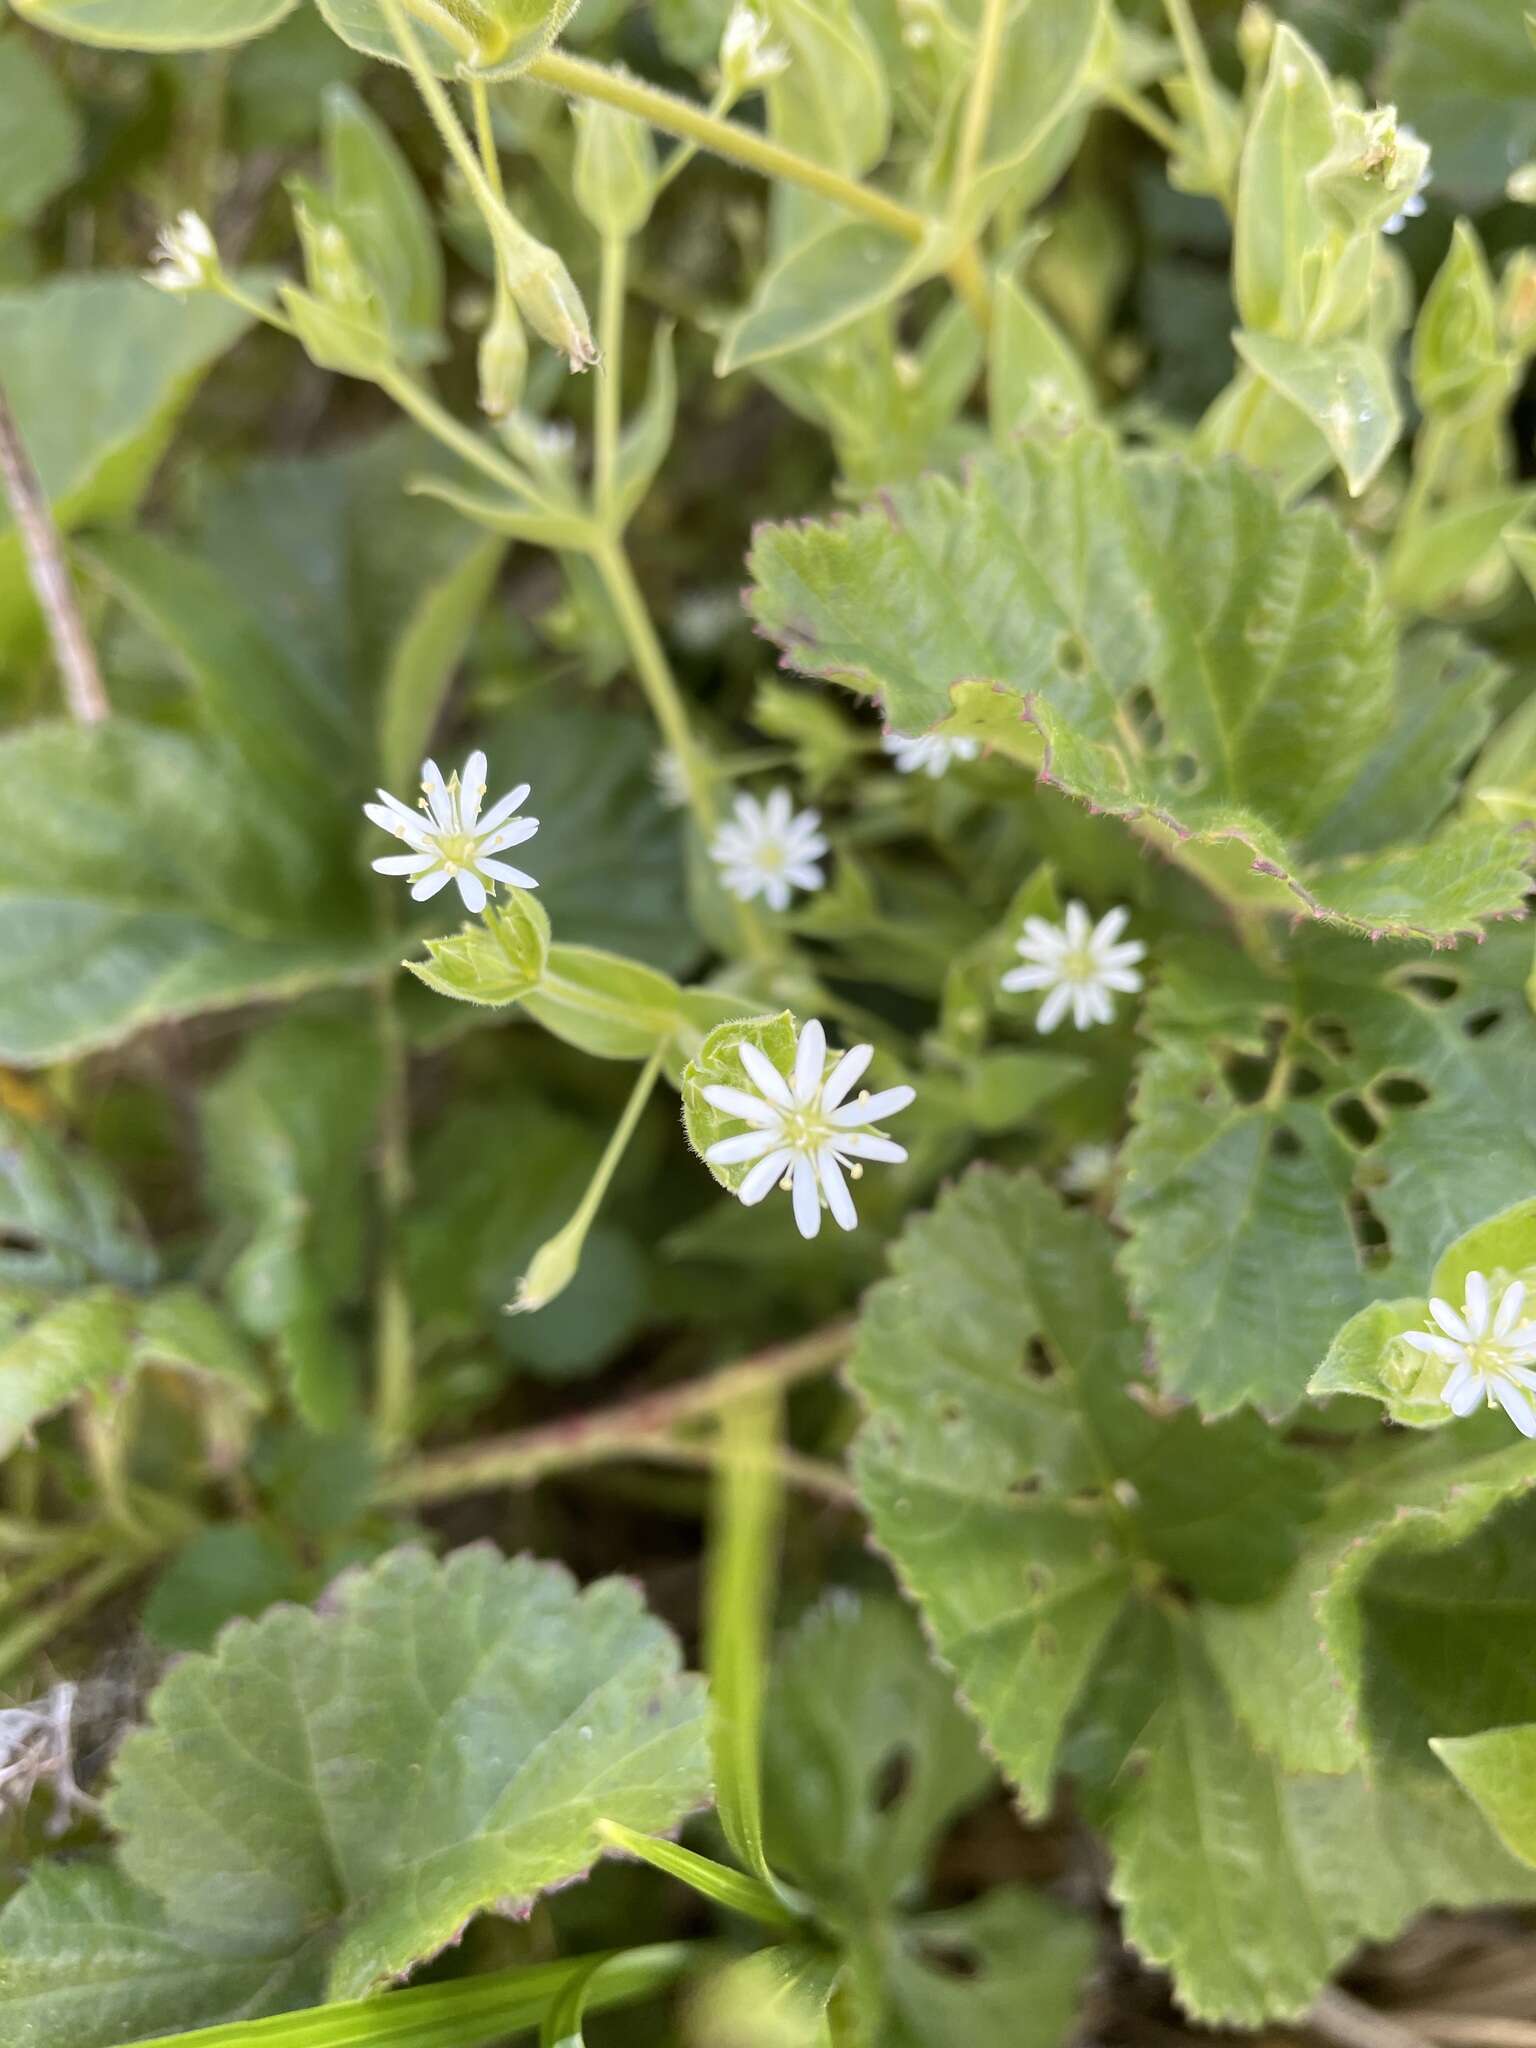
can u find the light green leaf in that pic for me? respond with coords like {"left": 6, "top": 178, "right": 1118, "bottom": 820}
{"left": 0, "top": 1106, "right": 155, "bottom": 1291}
{"left": 988, "top": 271, "right": 1095, "bottom": 440}
{"left": 849, "top": 1171, "right": 1323, "bottom": 1811}
{"left": 680, "top": 1011, "right": 798, "bottom": 1192}
{"left": 9, "top": 0, "right": 297, "bottom": 49}
{"left": 594, "top": 1819, "right": 795, "bottom": 1930}
{"left": 314, "top": 0, "right": 580, "bottom": 80}
{"left": 762, "top": 1593, "right": 993, "bottom": 1920}
{"left": 1384, "top": 0, "right": 1536, "bottom": 207}
{"left": 610, "top": 324, "right": 676, "bottom": 532}
{"left": 705, "top": 1389, "right": 782, "bottom": 1889}
{"left": 866, "top": 1887, "right": 1095, "bottom": 2048}
{"left": 1411, "top": 218, "right": 1506, "bottom": 417}
{"left": 1232, "top": 25, "right": 1337, "bottom": 337}
{"left": 322, "top": 84, "right": 445, "bottom": 365}
{"left": 407, "top": 471, "right": 595, "bottom": 552}
{"left": 761, "top": 0, "right": 889, "bottom": 180}
{"left": 0, "top": 722, "right": 382, "bottom": 1066}
{"left": 1232, "top": 331, "right": 1401, "bottom": 496}
{"left": 1120, "top": 929, "right": 1536, "bottom": 1415}
{"left": 378, "top": 534, "right": 504, "bottom": 789}
{"left": 1386, "top": 488, "right": 1536, "bottom": 617}
{"left": 749, "top": 429, "right": 1525, "bottom": 941}
{"left": 0, "top": 31, "right": 83, "bottom": 229}
{"left": 688, "top": 1944, "right": 842, "bottom": 2047}
{"left": 102, "top": 1547, "right": 709, "bottom": 2005}
{"left": 716, "top": 225, "right": 936, "bottom": 376}
{"left": 1434, "top": 1725, "right": 1536, "bottom": 1868}
{"left": 521, "top": 945, "right": 686, "bottom": 1059}
{"left": 0, "top": 277, "right": 252, "bottom": 657}
{"left": 201, "top": 1008, "right": 384, "bottom": 1430}
{"left": 572, "top": 101, "right": 658, "bottom": 240}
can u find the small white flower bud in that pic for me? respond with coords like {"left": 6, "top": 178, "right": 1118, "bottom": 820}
{"left": 718, "top": 2, "right": 790, "bottom": 93}
{"left": 143, "top": 210, "right": 220, "bottom": 296}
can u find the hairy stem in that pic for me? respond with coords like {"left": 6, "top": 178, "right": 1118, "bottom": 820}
{"left": 0, "top": 380, "right": 109, "bottom": 725}
{"left": 371, "top": 978, "right": 415, "bottom": 1452}
{"left": 381, "top": 1318, "right": 852, "bottom": 1503}
{"left": 594, "top": 232, "right": 626, "bottom": 522}
{"left": 950, "top": 0, "right": 1008, "bottom": 215}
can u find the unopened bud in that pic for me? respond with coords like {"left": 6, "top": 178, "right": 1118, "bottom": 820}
{"left": 508, "top": 1218, "right": 583, "bottom": 1315}
{"left": 1236, "top": 3, "right": 1275, "bottom": 80}
{"left": 477, "top": 289, "right": 528, "bottom": 418}
{"left": 501, "top": 230, "right": 598, "bottom": 371}
{"left": 1509, "top": 161, "right": 1536, "bottom": 206}
{"left": 573, "top": 100, "right": 659, "bottom": 240}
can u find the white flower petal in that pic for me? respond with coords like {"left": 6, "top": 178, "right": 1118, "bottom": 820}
{"left": 738, "top": 1042, "right": 795, "bottom": 1108}
{"left": 790, "top": 1154, "right": 821, "bottom": 1238}
{"left": 702, "top": 1084, "right": 784, "bottom": 1127}
{"left": 792, "top": 1019, "right": 827, "bottom": 1105}
{"left": 706, "top": 1130, "right": 779, "bottom": 1165}
{"left": 1098, "top": 967, "right": 1144, "bottom": 995}
{"left": 739, "top": 1148, "right": 793, "bottom": 1205}
{"left": 829, "top": 1084, "right": 913, "bottom": 1127}
{"left": 1464, "top": 1272, "right": 1490, "bottom": 1338}
{"left": 1448, "top": 1368, "right": 1487, "bottom": 1417}
{"left": 1093, "top": 905, "right": 1130, "bottom": 947}
{"left": 836, "top": 1133, "right": 907, "bottom": 1164}
{"left": 762, "top": 875, "right": 793, "bottom": 912}
{"left": 455, "top": 870, "right": 488, "bottom": 913}
{"left": 1429, "top": 1298, "right": 1472, "bottom": 1343}
{"left": 1493, "top": 1376, "right": 1536, "bottom": 1437}
{"left": 479, "top": 816, "right": 539, "bottom": 854}
{"left": 1063, "top": 901, "right": 1091, "bottom": 946}
{"left": 818, "top": 1152, "right": 858, "bottom": 1230}
{"left": 1000, "top": 964, "right": 1058, "bottom": 993}
{"left": 421, "top": 760, "right": 454, "bottom": 831}
{"left": 372, "top": 852, "right": 435, "bottom": 875}
{"left": 477, "top": 858, "right": 539, "bottom": 888}
{"left": 820, "top": 1043, "right": 873, "bottom": 1112}
{"left": 1036, "top": 983, "right": 1074, "bottom": 1034}
{"left": 1496, "top": 1279, "right": 1528, "bottom": 1337}
{"left": 476, "top": 783, "right": 530, "bottom": 836}
{"left": 1440, "top": 1358, "right": 1476, "bottom": 1408}
{"left": 1403, "top": 1330, "right": 1464, "bottom": 1364}
{"left": 460, "top": 750, "right": 489, "bottom": 828}
{"left": 1020, "top": 917, "right": 1068, "bottom": 954}
{"left": 410, "top": 869, "right": 454, "bottom": 900}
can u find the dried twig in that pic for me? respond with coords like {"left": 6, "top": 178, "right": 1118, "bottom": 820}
{"left": 0, "top": 378, "right": 109, "bottom": 724}
{"left": 1308, "top": 1988, "right": 1434, "bottom": 2048}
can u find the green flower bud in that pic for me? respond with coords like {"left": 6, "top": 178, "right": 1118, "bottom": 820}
{"left": 572, "top": 100, "right": 659, "bottom": 240}
{"left": 477, "top": 288, "right": 528, "bottom": 417}
{"left": 401, "top": 0, "right": 581, "bottom": 75}
{"left": 501, "top": 229, "right": 598, "bottom": 371}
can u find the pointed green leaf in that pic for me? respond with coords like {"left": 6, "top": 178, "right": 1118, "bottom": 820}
{"left": 848, "top": 1171, "right": 1322, "bottom": 1810}
{"left": 706, "top": 1388, "right": 783, "bottom": 1889}
{"left": 750, "top": 429, "right": 1526, "bottom": 941}
{"left": 1233, "top": 331, "right": 1401, "bottom": 496}
{"left": 1233, "top": 25, "right": 1337, "bottom": 336}
{"left": 314, "top": 0, "right": 580, "bottom": 80}
{"left": 406, "top": 892, "right": 549, "bottom": 1007}
{"left": 1120, "top": 929, "right": 1536, "bottom": 1414}
{"left": 1411, "top": 219, "right": 1506, "bottom": 416}
{"left": 322, "top": 84, "right": 445, "bottom": 365}
{"left": 0, "top": 31, "right": 83, "bottom": 229}
{"left": 989, "top": 272, "right": 1095, "bottom": 440}
{"left": 1434, "top": 1725, "right": 1536, "bottom": 1868}
{"left": 717, "top": 226, "right": 936, "bottom": 376}
{"left": 10, "top": 0, "right": 296, "bottom": 48}
{"left": 593, "top": 1820, "right": 796, "bottom": 1930}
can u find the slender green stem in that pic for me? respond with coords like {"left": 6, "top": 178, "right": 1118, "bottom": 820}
{"left": 380, "top": 0, "right": 507, "bottom": 239}
{"left": 377, "top": 365, "right": 549, "bottom": 504}
{"left": 469, "top": 76, "right": 505, "bottom": 200}
{"left": 559, "top": 1043, "right": 662, "bottom": 1252}
{"left": 654, "top": 83, "right": 736, "bottom": 195}
{"left": 527, "top": 49, "right": 927, "bottom": 243}
{"left": 371, "top": 977, "right": 415, "bottom": 1452}
{"left": 380, "top": 1318, "right": 852, "bottom": 1503}
{"left": 214, "top": 275, "right": 298, "bottom": 337}
{"left": 950, "top": 0, "right": 1008, "bottom": 216}
{"left": 1160, "top": 0, "right": 1224, "bottom": 166}
{"left": 1104, "top": 80, "right": 1184, "bottom": 157}
{"left": 595, "top": 232, "right": 626, "bottom": 522}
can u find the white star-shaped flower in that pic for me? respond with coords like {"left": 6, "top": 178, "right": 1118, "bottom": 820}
{"left": 144, "top": 210, "right": 219, "bottom": 294}
{"left": 1000, "top": 901, "right": 1145, "bottom": 1033}
{"left": 364, "top": 749, "right": 538, "bottom": 914}
{"left": 1059, "top": 1142, "right": 1117, "bottom": 1196}
{"left": 719, "top": 1, "right": 790, "bottom": 91}
{"left": 1384, "top": 123, "right": 1430, "bottom": 233}
{"left": 1403, "top": 1272, "right": 1536, "bottom": 1437}
{"left": 881, "top": 730, "right": 981, "bottom": 779}
{"left": 702, "top": 1018, "right": 914, "bottom": 1239}
{"left": 709, "top": 787, "right": 827, "bottom": 912}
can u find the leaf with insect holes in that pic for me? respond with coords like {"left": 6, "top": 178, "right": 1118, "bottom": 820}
{"left": 1118, "top": 926, "right": 1536, "bottom": 1416}
{"left": 76, "top": 1547, "right": 710, "bottom": 2023}
{"left": 848, "top": 1171, "right": 1529, "bottom": 2023}
{"left": 849, "top": 1171, "right": 1323, "bottom": 1814}
{"left": 748, "top": 428, "right": 1528, "bottom": 942}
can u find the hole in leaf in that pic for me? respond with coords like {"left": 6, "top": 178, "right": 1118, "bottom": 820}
{"left": 1124, "top": 684, "right": 1164, "bottom": 748}
{"left": 1224, "top": 1051, "right": 1275, "bottom": 1104}
{"left": 1347, "top": 1185, "right": 1392, "bottom": 1270}
{"left": 870, "top": 1745, "right": 915, "bottom": 1814}
{"left": 1330, "top": 1094, "right": 1382, "bottom": 1150}
{"left": 1269, "top": 1127, "right": 1302, "bottom": 1160}
{"left": 1464, "top": 1006, "right": 1506, "bottom": 1040}
{"left": 1400, "top": 971, "right": 1459, "bottom": 1007}
{"left": 1374, "top": 1073, "right": 1431, "bottom": 1109}
{"left": 1170, "top": 751, "right": 1203, "bottom": 789}
{"left": 1309, "top": 1015, "right": 1355, "bottom": 1060}
{"left": 1022, "top": 1336, "right": 1056, "bottom": 1382}
{"left": 914, "top": 1941, "right": 983, "bottom": 1982}
{"left": 1287, "top": 1064, "right": 1324, "bottom": 1100}
{"left": 1056, "top": 632, "right": 1088, "bottom": 679}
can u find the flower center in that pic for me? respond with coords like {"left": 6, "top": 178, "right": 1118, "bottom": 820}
{"left": 754, "top": 840, "right": 787, "bottom": 872}
{"left": 433, "top": 831, "right": 479, "bottom": 873}
{"left": 1061, "top": 946, "right": 1098, "bottom": 984}
{"left": 782, "top": 1106, "right": 831, "bottom": 1153}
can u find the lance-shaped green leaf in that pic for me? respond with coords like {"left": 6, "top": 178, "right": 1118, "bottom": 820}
{"left": 9, "top": 0, "right": 296, "bottom": 47}
{"left": 0, "top": 276, "right": 252, "bottom": 655}
{"left": 748, "top": 428, "right": 1526, "bottom": 942}
{"left": 848, "top": 1170, "right": 1323, "bottom": 1811}
{"left": 0, "top": 722, "right": 384, "bottom": 1066}
{"left": 1119, "top": 927, "right": 1536, "bottom": 1415}
{"left": 761, "top": 0, "right": 889, "bottom": 180}
{"left": 716, "top": 225, "right": 940, "bottom": 376}
{"left": 320, "top": 83, "right": 445, "bottom": 365}
{"left": 1232, "top": 26, "right": 1336, "bottom": 337}
{"left": 0, "top": 33, "right": 82, "bottom": 229}
{"left": 97, "top": 1547, "right": 709, "bottom": 2009}
{"left": 0, "top": 1106, "right": 154, "bottom": 1291}
{"left": 1232, "top": 331, "right": 1401, "bottom": 496}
